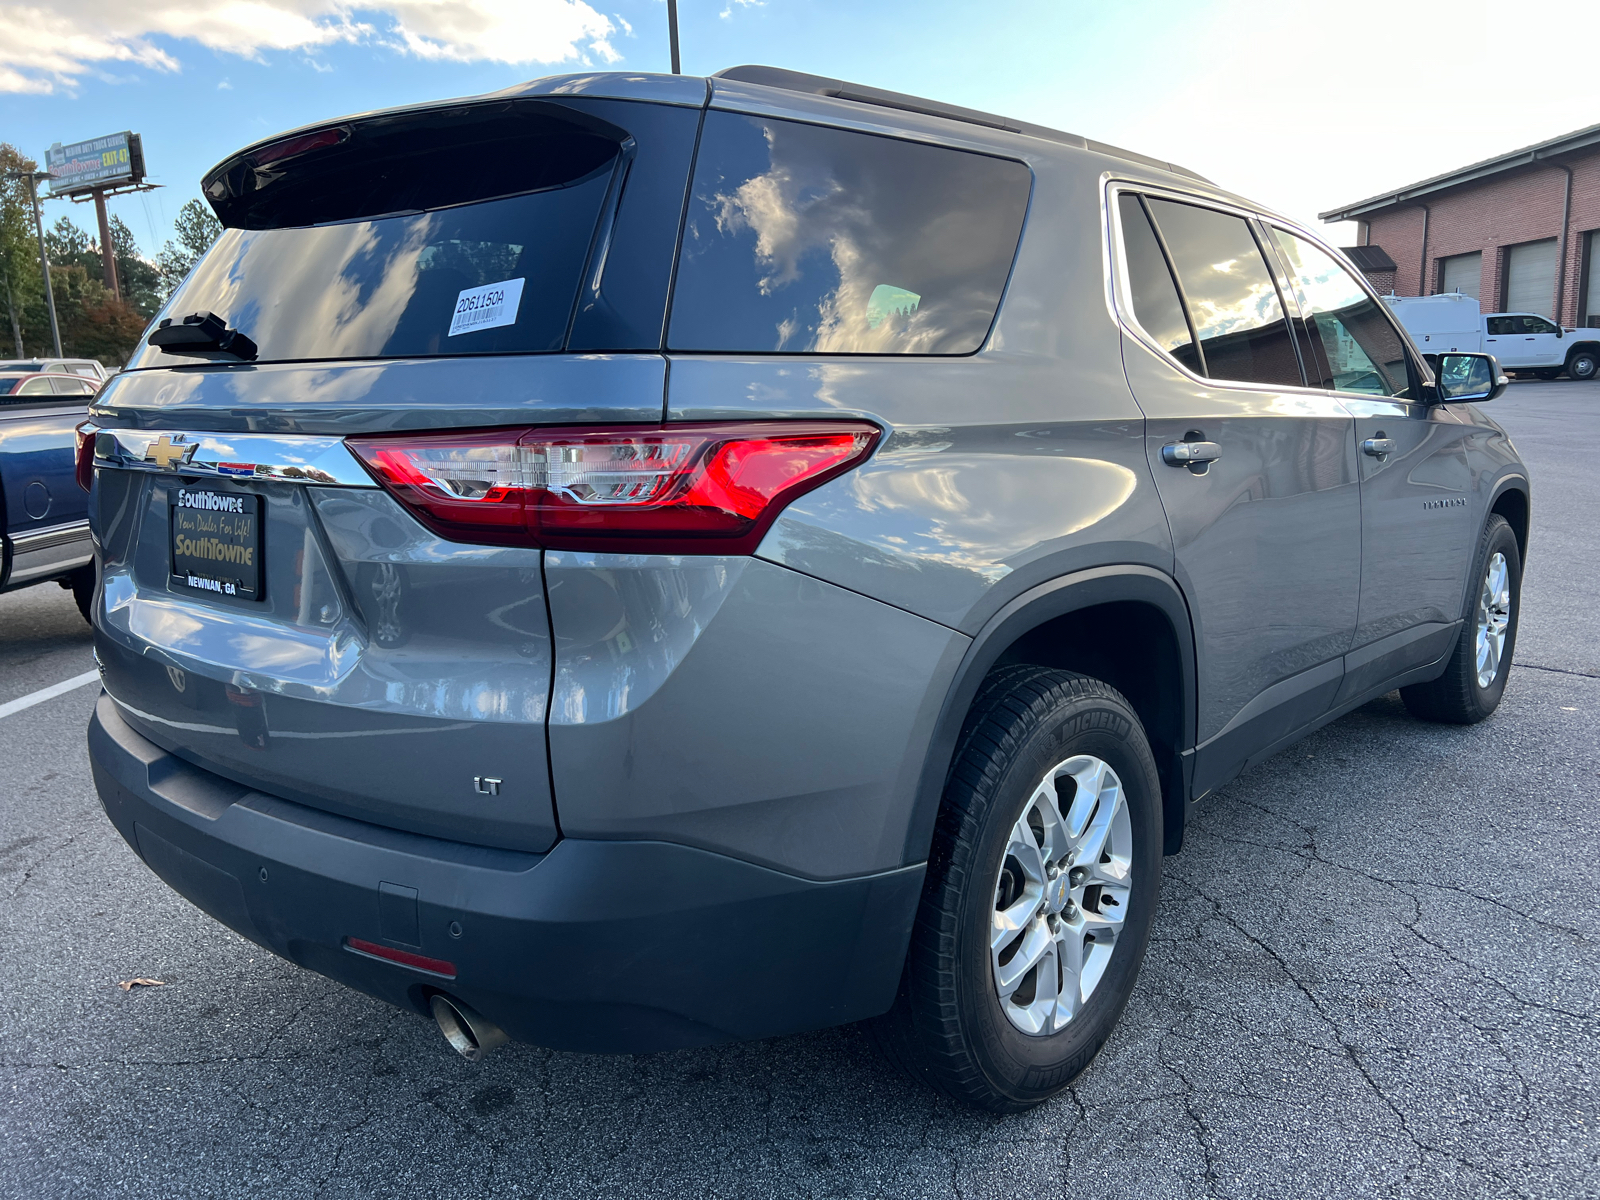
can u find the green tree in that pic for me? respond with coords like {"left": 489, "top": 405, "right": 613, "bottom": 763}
{"left": 47, "top": 260, "right": 147, "bottom": 363}
{"left": 0, "top": 143, "right": 48, "bottom": 359}
{"left": 111, "top": 216, "right": 162, "bottom": 316}
{"left": 46, "top": 212, "right": 162, "bottom": 319}
{"left": 156, "top": 199, "right": 223, "bottom": 299}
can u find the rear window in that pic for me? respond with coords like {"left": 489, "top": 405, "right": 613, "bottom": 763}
{"left": 668, "top": 113, "right": 1031, "bottom": 355}
{"left": 150, "top": 101, "right": 632, "bottom": 364}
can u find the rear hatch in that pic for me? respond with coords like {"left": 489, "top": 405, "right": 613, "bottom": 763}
{"left": 90, "top": 84, "right": 702, "bottom": 852}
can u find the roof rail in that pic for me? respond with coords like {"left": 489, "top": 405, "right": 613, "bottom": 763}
{"left": 712, "top": 65, "right": 1209, "bottom": 184}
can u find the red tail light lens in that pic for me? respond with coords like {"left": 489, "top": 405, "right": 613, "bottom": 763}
{"left": 346, "top": 422, "right": 879, "bottom": 553}
{"left": 74, "top": 421, "right": 97, "bottom": 492}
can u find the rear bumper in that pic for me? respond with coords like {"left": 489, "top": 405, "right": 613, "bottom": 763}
{"left": 89, "top": 692, "right": 922, "bottom": 1053}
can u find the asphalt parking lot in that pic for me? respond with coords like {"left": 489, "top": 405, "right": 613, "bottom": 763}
{"left": 2, "top": 381, "right": 1596, "bottom": 1199}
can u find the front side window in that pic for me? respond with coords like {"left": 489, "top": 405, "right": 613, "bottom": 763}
{"left": 1142, "top": 198, "right": 1302, "bottom": 388}
{"left": 1517, "top": 315, "right": 1559, "bottom": 334}
{"left": 1273, "top": 231, "right": 1411, "bottom": 398}
{"left": 668, "top": 113, "right": 1031, "bottom": 355}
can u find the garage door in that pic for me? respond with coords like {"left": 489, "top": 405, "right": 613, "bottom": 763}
{"left": 1439, "top": 251, "right": 1481, "bottom": 299}
{"left": 1504, "top": 239, "right": 1557, "bottom": 317}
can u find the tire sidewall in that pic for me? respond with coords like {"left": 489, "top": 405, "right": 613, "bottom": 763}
{"left": 1569, "top": 351, "right": 1598, "bottom": 380}
{"left": 954, "top": 692, "right": 1162, "bottom": 1101}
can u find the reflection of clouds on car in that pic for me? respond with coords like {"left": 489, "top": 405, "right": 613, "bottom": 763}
{"left": 676, "top": 112, "right": 1030, "bottom": 355}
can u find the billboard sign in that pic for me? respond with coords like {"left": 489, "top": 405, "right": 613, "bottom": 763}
{"left": 46, "top": 132, "right": 146, "bottom": 196}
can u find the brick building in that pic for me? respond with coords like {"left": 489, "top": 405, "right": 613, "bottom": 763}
{"left": 1320, "top": 122, "right": 1600, "bottom": 326}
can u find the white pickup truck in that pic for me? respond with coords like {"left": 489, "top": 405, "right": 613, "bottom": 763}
{"left": 1384, "top": 293, "right": 1600, "bottom": 380}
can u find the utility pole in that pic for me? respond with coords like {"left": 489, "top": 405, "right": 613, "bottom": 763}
{"left": 93, "top": 187, "right": 119, "bottom": 299}
{"left": 667, "top": 0, "right": 681, "bottom": 73}
{"left": 6, "top": 171, "right": 63, "bottom": 357}
{"left": 28, "top": 173, "right": 63, "bottom": 356}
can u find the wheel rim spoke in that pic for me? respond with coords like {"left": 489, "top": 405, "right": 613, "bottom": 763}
{"left": 995, "top": 916, "right": 1053, "bottom": 999}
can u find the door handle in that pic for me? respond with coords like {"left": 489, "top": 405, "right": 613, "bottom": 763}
{"left": 1363, "top": 437, "right": 1395, "bottom": 459}
{"left": 1162, "top": 440, "right": 1222, "bottom": 467}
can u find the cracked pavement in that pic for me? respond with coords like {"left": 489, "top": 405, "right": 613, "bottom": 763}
{"left": 2, "top": 381, "right": 1596, "bottom": 1198}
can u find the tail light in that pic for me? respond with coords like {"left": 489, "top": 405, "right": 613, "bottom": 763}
{"left": 74, "top": 421, "right": 97, "bottom": 492}
{"left": 345, "top": 422, "right": 879, "bottom": 554}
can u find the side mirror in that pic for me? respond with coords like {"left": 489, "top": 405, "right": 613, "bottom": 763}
{"left": 1435, "top": 352, "right": 1507, "bottom": 403}
{"left": 1557, "top": 327, "right": 1565, "bottom": 339}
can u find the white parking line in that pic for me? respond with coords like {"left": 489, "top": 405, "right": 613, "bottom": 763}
{"left": 0, "top": 670, "right": 100, "bottom": 721}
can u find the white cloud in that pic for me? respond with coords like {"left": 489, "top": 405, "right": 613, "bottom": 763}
{"left": 718, "top": 0, "right": 762, "bottom": 19}
{"left": 217, "top": 77, "right": 232, "bottom": 88}
{"left": 0, "top": 0, "right": 619, "bottom": 93}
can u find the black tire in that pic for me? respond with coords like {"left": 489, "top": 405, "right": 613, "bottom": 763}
{"left": 1401, "top": 515, "right": 1520, "bottom": 724}
{"left": 873, "top": 665, "right": 1163, "bottom": 1112}
{"left": 1565, "top": 349, "right": 1599, "bottom": 381}
{"left": 69, "top": 563, "right": 95, "bottom": 625}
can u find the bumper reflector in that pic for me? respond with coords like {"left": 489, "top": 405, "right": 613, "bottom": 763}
{"left": 344, "top": 937, "right": 457, "bottom": 978}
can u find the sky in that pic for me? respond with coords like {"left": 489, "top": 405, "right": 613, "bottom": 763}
{"left": 4, "top": 0, "right": 1600, "bottom": 261}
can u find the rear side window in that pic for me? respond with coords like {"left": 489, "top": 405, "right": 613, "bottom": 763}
{"left": 1142, "top": 198, "right": 1302, "bottom": 389}
{"left": 668, "top": 113, "right": 1031, "bottom": 355}
{"left": 148, "top": 101, "right": 638, "bottom": 364}
{"left": 1116, "top": 194, "right": 1201, "bottom": 374}
{"left": 1272, "top": 231, "right": 1411, "bottom": 397}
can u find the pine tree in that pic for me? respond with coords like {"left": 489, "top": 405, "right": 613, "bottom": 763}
{"left": 156, "top": 199, "right": 223, "bottom": 300}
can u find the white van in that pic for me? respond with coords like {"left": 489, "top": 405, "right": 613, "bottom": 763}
{"left": 1383, "top": 293, "right": 1482, "bottom": 353}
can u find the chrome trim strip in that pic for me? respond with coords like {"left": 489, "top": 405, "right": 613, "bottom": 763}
{"left": 92, "top": 428, "right": 377, "bottom": 487}
{"left": 3, "top": 519, "right": 92, "bottom": 586}
{"left": 9, "top": 519, "right": 90, "bottom": 553}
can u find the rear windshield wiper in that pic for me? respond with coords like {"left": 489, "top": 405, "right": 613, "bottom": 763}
{"left": 149, "top": 311, "right": 259, "bottom": 361}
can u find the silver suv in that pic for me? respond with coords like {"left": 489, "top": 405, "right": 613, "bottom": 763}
{"left": 82, "top": 66, "right": 1528, "bottom": 1112}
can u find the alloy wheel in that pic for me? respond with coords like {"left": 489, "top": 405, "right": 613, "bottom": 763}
{"left": 1475, "top": 550, "right": 1511, "bottom": 689}
{"left": 990, "top": 754, "right": 1132, "bottom": 1035}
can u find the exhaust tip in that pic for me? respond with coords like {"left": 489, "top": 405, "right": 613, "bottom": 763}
{"left": 430, "top": 994, "right": 509, "bottom": 1062}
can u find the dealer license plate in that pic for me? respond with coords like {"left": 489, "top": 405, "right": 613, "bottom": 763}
{"left": 170, "top": 487, "right": 262, "bottom": 600}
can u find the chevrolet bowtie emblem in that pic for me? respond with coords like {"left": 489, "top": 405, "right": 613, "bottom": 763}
{"left": 145, "top": 435, "right": 196, "bottom": 470}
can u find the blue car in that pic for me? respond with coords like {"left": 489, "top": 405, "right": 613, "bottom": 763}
{"left": 0, "top": 370, "right": 97, "bottom": 619}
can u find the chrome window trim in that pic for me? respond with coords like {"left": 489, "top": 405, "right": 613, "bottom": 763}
{"left": 1104, "top": 178, "right": 1424, "bottom": 405}
{"left": 90, "top": 428, "right": 377, "bottom": 487}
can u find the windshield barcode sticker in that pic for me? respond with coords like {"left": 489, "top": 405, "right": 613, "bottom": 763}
{"left": 448, "top": 278, "right": 525, "bottom": 337}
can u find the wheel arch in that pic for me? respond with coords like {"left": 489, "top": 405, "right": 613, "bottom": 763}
{"left": 1564, "top": 339, "right": 1600, "bottom": 369}
{"left": 1488, "top": 474, "right": 1531, "bottom": 565}
{"left": 904, "top": 565, "right": 1197, "bottom": 867}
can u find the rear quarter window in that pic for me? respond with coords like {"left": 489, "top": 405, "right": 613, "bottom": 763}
{"left": 668, "top": 113, "right": 1031, "bottom": 355}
